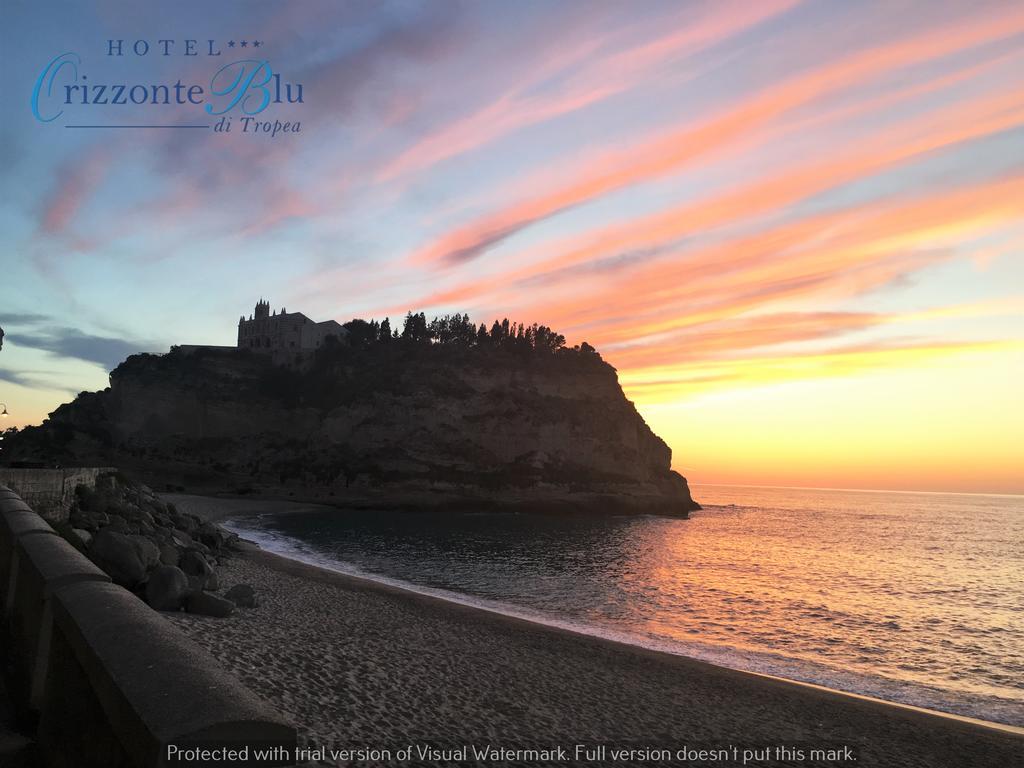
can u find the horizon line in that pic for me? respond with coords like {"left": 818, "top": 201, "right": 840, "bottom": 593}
{"left": 689, "top": 481, "right": 1024, "bottom": 499}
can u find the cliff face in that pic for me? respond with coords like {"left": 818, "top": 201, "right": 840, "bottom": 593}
{"left": 6, "top": 344, "right": 699, "bottom": 516}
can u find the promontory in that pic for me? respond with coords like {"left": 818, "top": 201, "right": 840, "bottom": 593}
{"left": 4, "top": 306, "right": 700, "bottom": 516}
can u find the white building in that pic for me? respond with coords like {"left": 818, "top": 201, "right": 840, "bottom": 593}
{"left": 237, "top": 299, "right": 346, "bottom": 352}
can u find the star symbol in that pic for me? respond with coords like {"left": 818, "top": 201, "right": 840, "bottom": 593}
{"left": 228, "top": 40, "right": 235, "bottom": 47}
{"left": 253, "top": 40, "right": 262, "bottom": 48}
{"left": 240, "top": 40, "right": 248, "bottom": 47}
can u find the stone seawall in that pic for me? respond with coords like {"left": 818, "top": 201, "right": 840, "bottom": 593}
{"left": 0, "top": 469, "right": 116, "bottom": 525}
{"left": 0, "top": 484, "right": 297, "bottom": 767}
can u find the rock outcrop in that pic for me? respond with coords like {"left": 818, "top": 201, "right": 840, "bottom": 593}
{"left": 5, "top": 341, "right": 699, "bottom": 515}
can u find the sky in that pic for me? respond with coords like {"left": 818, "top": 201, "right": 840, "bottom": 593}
{"left": 0, "top": 0, "right": 1022, "bottom": 494}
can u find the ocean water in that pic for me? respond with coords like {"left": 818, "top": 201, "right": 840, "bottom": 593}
{"left": 222, "top": 485, "right": 1024, "bottom": 726}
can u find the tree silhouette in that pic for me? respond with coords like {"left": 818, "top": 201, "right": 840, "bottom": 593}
{"left": 329, "top": 311, "right": 574, "bottom": 356}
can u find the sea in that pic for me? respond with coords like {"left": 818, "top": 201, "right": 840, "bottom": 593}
{"left": 221, "top": 485, "right": 1024, "bottom": 727}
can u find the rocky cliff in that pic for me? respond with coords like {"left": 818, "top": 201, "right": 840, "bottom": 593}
{"left": 5, "top": 340, "right": 699, "bottom": 516}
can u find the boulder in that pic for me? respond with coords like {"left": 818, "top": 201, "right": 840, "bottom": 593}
{"left": 185, "top": 592, "right": 235, "bottom": 618}
{"left": 190, "top": 540, "right": 212, "bottom": 556}
{"left": 130, "top": 535, "right": 161, "bottom": 571}
{"left": 72, "top": 509, "right": 109, "bottom": 532}
{"left": 158, "top": 542, "right": 180, "bottom": 567}
{"left": 180, "top": 549, "right": 215, "bottom": 590}
{"left": 89, "top": 529, "right": 146, "bottom": 587}
{"left": 172, "top": 513, "right": 198, "bottom": 535}
{"left": 198, "top": 521, "right": 231, "bottom": 549}
{"left": 106, "top": 514, "right": 129, "bottom": 533}
{"left": 70, "top": 508, "right": 94, "bottom": 531}
{"left": 224, "top": 584, "right": 258, "bottom": 608}
{"left": 72, "top": 528, "right": 93, "bottom": 548}
{"left": 145, "top": 565, "right": 190, "bottom": 611}
{"left": 149, "top": 526, "right": 171, "bottom": 544}
{"left": 205, "top": 569, "right": 220, "bottom": 591}
{"left": 134, "top": 506, "right": 156, "bottom": 527}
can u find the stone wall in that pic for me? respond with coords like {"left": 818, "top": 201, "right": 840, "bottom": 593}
{"left": 0, "top": 468, "right": 116, "bottom": 524}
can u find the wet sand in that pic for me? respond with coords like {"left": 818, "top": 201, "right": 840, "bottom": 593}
{"left": 162, "top": 496, "right": 1023, "bottom": 767}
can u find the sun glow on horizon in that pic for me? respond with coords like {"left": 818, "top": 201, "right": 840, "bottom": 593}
{"left": 640, "top": 347, "right": 1024, "bottom": 495}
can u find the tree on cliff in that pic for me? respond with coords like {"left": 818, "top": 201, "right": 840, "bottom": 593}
{"left": 402, "top": 312, "right": 430, "bottom": 343}
{"left": 339, "top": 310, "right": 572, "bottom": 356}
{"left": 344, "top": 319, "right": 380, "bottom": 347}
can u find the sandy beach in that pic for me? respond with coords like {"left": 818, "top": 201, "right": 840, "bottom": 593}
{"left": 163, "top": 499, "right": 1023, "bottom": 768}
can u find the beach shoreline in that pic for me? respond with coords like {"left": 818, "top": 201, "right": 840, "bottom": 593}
{"left": 253, "top": 546, "right": 1024, "bottom": 737}
{"left": 162, "top": 494, "right": 1023, "bottom": 767}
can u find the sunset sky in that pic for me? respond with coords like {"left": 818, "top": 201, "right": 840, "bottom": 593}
{"left": 1, "top": 1, "right": 1022, "bottom": 494}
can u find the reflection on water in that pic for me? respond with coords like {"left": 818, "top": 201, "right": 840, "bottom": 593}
{"left": 225, "top": 485, "right": 1024, "bottom": 726}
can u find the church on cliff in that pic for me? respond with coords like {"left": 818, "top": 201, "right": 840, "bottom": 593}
{"left": 237, "top": 299, "right": 346, "bottom": 352}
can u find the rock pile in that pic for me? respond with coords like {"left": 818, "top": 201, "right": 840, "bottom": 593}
{"left": 66, "top": 472, "right": 251, "bottom": 617}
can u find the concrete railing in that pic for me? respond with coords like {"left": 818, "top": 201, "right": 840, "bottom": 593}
{"left": 0, "top": 485, "right": 297, "bottom": 767}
